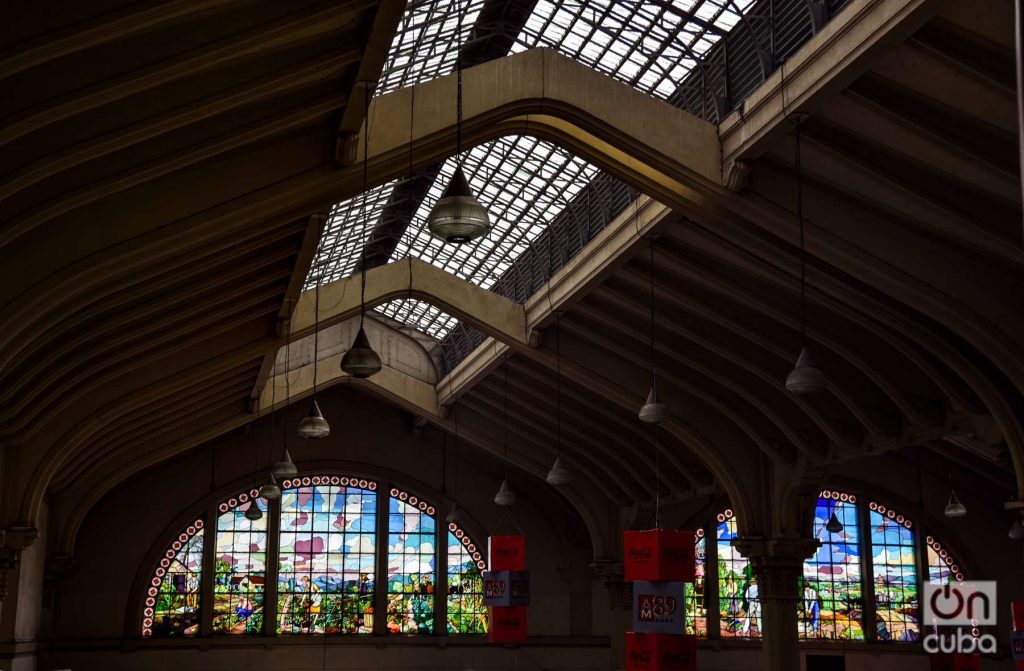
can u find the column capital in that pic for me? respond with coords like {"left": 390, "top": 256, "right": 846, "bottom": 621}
{"left": 590, "top": 558, "right": 630, "bottom": 610}
{"left": 731, "top": 537, "right": 819, "bottom": 601}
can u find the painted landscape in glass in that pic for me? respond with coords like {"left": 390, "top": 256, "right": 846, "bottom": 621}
{"left": 801, "top": 493, "right": 864, "bottom": 640}
{"left": 213, "top": 492, "right": 267, "bottom": 634}
{"left": 447, "top": 525, "right": 487, "bottom": 634}
{"left": 869, "top": 503, "right": 918, "bottom": 641}
{"left": 387, "top": 490, "right": 436, "bottom": 633}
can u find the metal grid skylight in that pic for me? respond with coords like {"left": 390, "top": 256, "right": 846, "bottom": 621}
{"left": 308, "top": 0, "right": 765, "bottom": 342}
{"left": 377, "top": 0, "right": 484, "bottom": 94}
{"left": 377, "top": 136, "right": 599, "bottom": 338}
{"left": 513, "top": 0, "right": 754, "bottom": 99}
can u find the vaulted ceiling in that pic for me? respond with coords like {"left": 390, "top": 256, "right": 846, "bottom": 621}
{"left": 2, "top": 0, "right": 1021, "bottom": 560}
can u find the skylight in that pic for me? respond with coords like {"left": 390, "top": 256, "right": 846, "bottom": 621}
{"left": 307, "top": 0, "right": 764, "bottom": 343}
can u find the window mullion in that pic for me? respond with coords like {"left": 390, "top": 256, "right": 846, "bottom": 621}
{"left": 914, "top": 514, "right": 930, "bottom": 628}
{"left": 436, "top": 510, "right": 449, "bottom": 636}
{"left": 200, "top": 505, "right": 215, "bottom": 637}
{"left": 707, "top": 521, "right": 721, "bottom": 639}
{"left": 858, "top": 499, "right": 878, "bottom": 642}
{"left": 374, "top": 480, "right": 389, "bottom": 636}
{"left": 264, "top": 494, "right": 282, "bottom": 637}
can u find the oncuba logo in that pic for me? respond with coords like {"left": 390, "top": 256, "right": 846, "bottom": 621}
{"left": 922, "top": 582, "right": 998, "bottom": 655}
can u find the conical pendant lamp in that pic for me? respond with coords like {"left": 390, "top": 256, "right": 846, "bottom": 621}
{"left": 341, "top": 81, "right": 382, "bottom": 379}
{"left": 944, "top": 475, "right": 967, "bottom": 518}
{"left": 786, "top": 122, "right": 826, "bottom": 395}
{"left": 272, "top": 447, "right": 297, "bottom": 481}
{"left": 427, "top": 30, "right": 489, "bottom": 244}
{"left": 244, "top": 501, "right": 263, "bottom": 521}
{"left": 1010, "top": 518, "right": 1024, "bottom": 540}
{"left": 825, "top": 511, "right": 843, "bottom": 534}
{"left": 446, "top": 501, "right": 465, "bottom": 524}
{"left": 547, "top": 313, "right": 571, "bottom": 486}
{"left": 299, "top": 243, "right": 330, "bottom": 438}
{"left": 259, "top": 473, "right": 281, "bottom": 501}
{"left": 494, "top": 361, "right": 516, "bottom": 505}
{"left": 639, "top": 233, "right": 666, "bottom": 423}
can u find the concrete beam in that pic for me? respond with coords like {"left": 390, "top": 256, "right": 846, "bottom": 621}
{"left": 719, "top": 0, "right": 943, "bottom": 188}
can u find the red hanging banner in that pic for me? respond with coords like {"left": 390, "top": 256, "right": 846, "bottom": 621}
{"left": 624, "top": 530, "right": 695, "bottom": 582}
{"left": 489, "top": 535, "right": 526, "bottom": 571}
{"left": 626, "top": 633, "right": 697, "bottom": 671}
{"left": 489, "top": 605, "right": 528, "bottom": 643}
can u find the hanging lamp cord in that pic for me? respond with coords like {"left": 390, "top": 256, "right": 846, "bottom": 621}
{"left": 453, "top": 407, "right": 460, "bottom": 503}
{"left": 456, "top": 8, "right": 463, "bottom": 162}
{"left": 503, "top": 359, "right": 510, "bottom": 481}
{"left": 359, "top": 81, "right": 373, "bottom": 326}
{"left": 313, "top": 241, "right": 321, "bottom": 398}
{"left": 649, "top": 234, "right": 657, "bottom": 391}
{"left": 795, "top": 121, "right": 806, "bottom": 347}
{"left": 654, "top": 424, "right": 661, "bottom": 529}
{"left": 283, "top": 305, "right": 292, "bottom": 453}
{"left": 556, "top": 312, "right": 561, "bottom": 458}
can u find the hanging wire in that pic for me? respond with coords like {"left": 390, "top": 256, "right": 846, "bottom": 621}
{"left": 359, "top": 81, "right": 373, "bottom": 326}
{"left": 555, "top": 312, "right": 561, "bottom": 457}
{"left": 795, "top": 121, "right": 807, "bottom": 346}
{"left": 456, "top": 6, "right": 463, "bottom": 163}
{"left": 503, "top": 358, "right": 510, "bottom": 481}
{"left": 409, "top": 86, "right": 416, "bottom": 228}
{"left": 649, "top": 234, "right": 657, "bottom": 390}
{"left": 313, "top": 239, "right": 322, "bottom": 398}
{"left": 283, "top": 305, "right": 292, "bottom": 452}
{"left": 654, "top": 424, "right": 662, "bottom": 529}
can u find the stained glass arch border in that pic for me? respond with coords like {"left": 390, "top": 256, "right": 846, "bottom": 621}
{"left": 683, "top": 488, "right": 969, "bottom": 643}
{"left": 137, "top": 472, "right": 488, "bottom": 638}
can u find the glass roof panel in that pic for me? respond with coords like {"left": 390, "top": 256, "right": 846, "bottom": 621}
{"left": 308, "top": 0, "right": 765, "bottom": 345}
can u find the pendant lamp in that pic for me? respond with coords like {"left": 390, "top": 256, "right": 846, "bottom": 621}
{"left": 785, "top": 122, "right": 826, "bottom": 395}
{"left": 299, "top": 244, "right": 330, "bottom": 438}
{"left": 341, "top": 81, "right": 382, "bottom": 379}
{"left": 259, "top": 473, "right": 281, "bottom": 501}
{"left": 825, "top": 512, "right": 844, "bottom": 534}
{"left": 494, "top": 361, "right": 516, "bottom": 506}
{"left": 245, "top": 501, "right": 263, "bottom": 521}
{"left": 426, "top": 26, "right": 489, "bottom": 244}
{"left": 272, "top": 447, "right": 297, "bottom": 481}
{"left": 1010, "top": 518, "right": 1024, "bottom": 540}
{"left": 446, "top": 501, "right": 465, "bottom": 524}
{"left": 944, "top": 475, "right": 967, "bottom": 518}
{"left": 639, "top": 233, "right": 666, "bottom": 423}
{"left": 547, "top": 313, "right": 571, "bottom": 485}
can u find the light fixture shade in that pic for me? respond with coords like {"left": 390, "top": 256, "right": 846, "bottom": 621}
{"left": 446, "top": 502, "right": 464, "bottom": 524}
{"left": 944, "top": 491, "right": 967, "bottom": 518}
{"left": 341, "top": 326, "right": 382, "bottom": 379}
{"left": 546, "top": 456, "right": 571, "bottom": 486}
{"left": 297, "top": 399, "right": 330, "bottom": 439}
{"left": 825, "top": 512, "right": 844, "bottom": 534}
{"left": 786, "top": 346, "right": 826, "bottom": 395}
{"left": 638, "top": 387, "right": 666, "bottom": 424}
{"left": 259, "top": 474, "right": 281, "bottom": 501}
{"left": 1010, "top": 519, "right": 1024, "bottom": 540}
{"left": 427, "top": 166, "right": 490, "bottom": 244}
{"left": 271, "top": 448, "right": 298, "bottom": 481}
{"left": 244, "top": 502, "right": 263, "bottom": 521}
{"left": 494, "top": 479, "right": 516, "bottom": 506}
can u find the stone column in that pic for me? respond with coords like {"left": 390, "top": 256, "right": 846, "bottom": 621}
{"left": 733, "top": 537, "right": 819, "bottom": 671}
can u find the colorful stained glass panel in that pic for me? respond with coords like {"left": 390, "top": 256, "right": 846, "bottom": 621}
{"left": 143, "top": 520, "right": 204, "bottom": 637}
{"left": 801, "top": 492, "right": 864, "bottom": 640}
{"left": 717, "top": 511, "right": 760, "bottom": 638}
{"left": 213, "top": 490, "right": 267, "bottom": 634}
{"left": 387, "top": 489, "right": 437, "bottom": 633}
{"left": 684, "top": 529, "right": 707, "bottom": 636}
{"left": 447, "top": 524, "right": 487, "bottom": 634}
{"left": 869, "top": 503, "right": 919, "bottom": 641}
{"left": 277, "top": 477, "right": 377, "bottom": 634}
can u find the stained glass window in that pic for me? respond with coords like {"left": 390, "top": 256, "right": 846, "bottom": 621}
{"left": 447, "top": 522, "right": 488, "bottom": 634}
{"left": 801, "top": 491, "right": 864, "bottom": 640}
{"left": 142, "top": 518, "right": 204, "bottom": 637}
{"left": 277, "top": 476, "right": 377, "bottom": 634}
{"left": 716, "top": 510, "right": 760, "bottom": 638}
{"left": 387, "top": 488, "right": 437, "bottom": 634}
{"left": 684, "top": 528, "right": 707, "bottom": 636}
{"left": 213, "top": 489, "right": 267, "bottom": 634}
{"left": 868, "top": 501, "right": 918, "bottom": 641}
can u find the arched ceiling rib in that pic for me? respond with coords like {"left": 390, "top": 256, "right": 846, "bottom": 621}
{"left": 6, "top": 0, "right": 1023, "bottom": 562}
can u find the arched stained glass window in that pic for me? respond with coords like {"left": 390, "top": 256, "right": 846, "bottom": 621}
{"left": 868, "top": 501, "right": 918, "bottom": 641}
{"left": 142, "top": 518, "right": 204, "bottom": 638}
{"left": 716, "top": 509, "right": 759, "bottom": 638}
{"left": 213, "top": 490, "right": 267, "bottom": 634}
{"left": 801, "top": 490, "right": 864, "bottom": 640}
{"left": 387, "top": 488, "right": 437, "bottom": 634}
{"left": 141, "top": 474, "right": 488, "bottom": 638}
{"left": 684, "top": 528, "right": 707, "bottom": 636}
{"left": 687, "top": 491, "right": 961, "bottom": 644}
{"left": 447, "top": 523, "right": 487, "bottom": 634}
{"left": 277, "top": 476, "right": 378, "bottom": 634}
